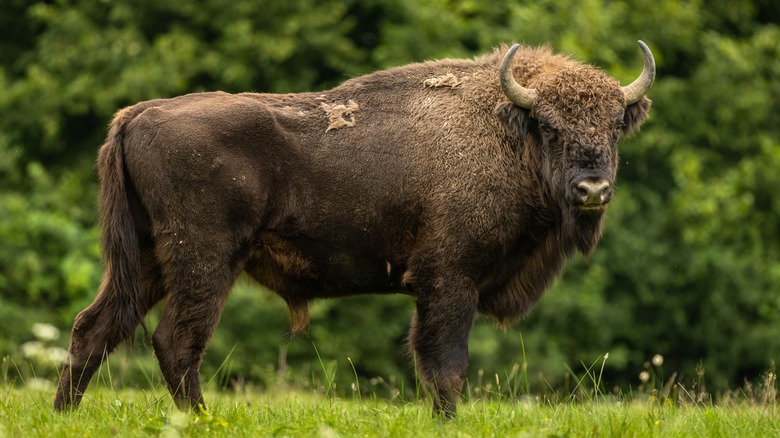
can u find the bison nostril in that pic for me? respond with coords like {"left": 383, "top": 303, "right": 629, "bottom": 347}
{"left": 574, "top": 184, "right": 590, "bottom": 199}
{"left": 574, "top": 179, "right": 611, "bottom": 205}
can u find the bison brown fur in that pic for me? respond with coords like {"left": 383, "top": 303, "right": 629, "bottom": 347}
{"left": 55, "top": 42, "right": 654, "bottom": 417}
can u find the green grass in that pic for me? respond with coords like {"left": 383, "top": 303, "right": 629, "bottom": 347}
{"left": 1, "top": 385, "right": 779, "bottom": 437}
{"left": 3, "top": 350, "right": 779, "bottom": 437}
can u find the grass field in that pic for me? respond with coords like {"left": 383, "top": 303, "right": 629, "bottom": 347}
{"left": 3, "top": 348, "right": 778, "bottom": 437}
{"left": 1, "top": 385, "right": 779, "bottom": 437}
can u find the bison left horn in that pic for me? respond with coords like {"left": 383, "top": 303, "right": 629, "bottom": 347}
{"left": 499, "top": 44, "right": 536, "bottom": 109}
{"left": 622, "top": 40, "right": 656, "bottom": 105}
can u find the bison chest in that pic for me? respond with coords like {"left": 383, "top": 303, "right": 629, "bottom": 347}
{"left": 476, "top": 229, "right": 574, "bottom": 324}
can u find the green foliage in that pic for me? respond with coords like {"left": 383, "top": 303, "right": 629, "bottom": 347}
{"left": 1, "top": 0, "right": 779, "bottom": 398}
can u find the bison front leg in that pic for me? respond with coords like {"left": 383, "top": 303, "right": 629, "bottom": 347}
{"left": 409, "top": 275, "right": 478, "bottom": 418}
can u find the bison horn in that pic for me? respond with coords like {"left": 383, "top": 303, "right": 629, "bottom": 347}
{"left": 499, "top": 44, "right": 537, "bottom": 109}
{"left": 622, "top": 40, "right": 656, "bottom": 106}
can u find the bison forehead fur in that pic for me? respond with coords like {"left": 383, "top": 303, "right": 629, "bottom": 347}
{"left": 55, "top": 43, "right": 653, "bottom": 417}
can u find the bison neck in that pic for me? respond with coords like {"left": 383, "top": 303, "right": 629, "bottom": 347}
{"left": 476, "top": 209, "right": 605, "bottom": 326}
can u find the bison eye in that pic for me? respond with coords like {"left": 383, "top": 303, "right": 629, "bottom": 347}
{"left": 539, "top": 124, "right": 554, "bottom": 135}
{"left": 614, "top": 123, "right": 625, "bottom": 135}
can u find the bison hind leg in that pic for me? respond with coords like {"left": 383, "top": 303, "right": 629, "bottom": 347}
{"left": 54, "top": 291, "right": 124, "bottom": 411}
{"left": 55, "top": 250, "right": 165, "bottom": 411}
{"left": 152, "top": 280, "right": 237, "bottom": 410}
{"left": 151, "top": 233, "right": 252, "bottom": 411}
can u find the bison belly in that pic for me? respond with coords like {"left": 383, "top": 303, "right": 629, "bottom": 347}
{"left": 246, "top": 233, "right": 405, "bottom": 301}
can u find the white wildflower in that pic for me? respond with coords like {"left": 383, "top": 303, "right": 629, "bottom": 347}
{"left": 45, "top": 346, "right": 69, "bottom": 365}
{"left": 32, "top": 323, "right": 60, "bottom": 341}
{"left": 318, "top": 425, "right": 340, "bottom": 438}
{"left": 168, "top": 410, "right": 191, "bottom": 429}
{"left": 652, "top": 354, "right": 664, "bottom": 367}
{"left": 26, "top": 377, "right": 53, "bottom": 391}
{"left": 21, "top": 341, "right": 44, "bottom": 359}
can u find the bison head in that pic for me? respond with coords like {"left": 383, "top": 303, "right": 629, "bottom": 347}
{"left": 495, "top": 41, "right": 654, "bottom": 251}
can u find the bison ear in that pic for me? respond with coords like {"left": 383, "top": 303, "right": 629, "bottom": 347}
{"left": 494, "top": 101, "right": 536, "bottom": 140}
{"left": 623, "top": 96, "right": 652, "bottom": 137}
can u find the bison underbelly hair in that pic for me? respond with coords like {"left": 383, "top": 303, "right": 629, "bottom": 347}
{"left": 55, "top": 41, "right": 654, "bottom": 418}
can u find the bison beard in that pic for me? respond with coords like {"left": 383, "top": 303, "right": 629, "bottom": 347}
{"left": 54, "top": 42, "right": 654, "bottom": 417}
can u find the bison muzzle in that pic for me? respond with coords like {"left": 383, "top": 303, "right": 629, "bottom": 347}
{"left": 55, "top": 41, "right": 655, "bottom": 417}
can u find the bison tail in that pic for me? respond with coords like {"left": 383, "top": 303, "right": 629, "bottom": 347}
{"left": 94, "top": 107, "right": 146, "bottom": 343}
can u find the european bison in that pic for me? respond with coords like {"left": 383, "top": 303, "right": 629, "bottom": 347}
{"left": 55, "top": 41, "right": 654, "bottom": 417}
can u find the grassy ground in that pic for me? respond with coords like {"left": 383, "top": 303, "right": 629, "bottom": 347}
{"left": 1, "top": 385, "right": 779, "bottom": 437}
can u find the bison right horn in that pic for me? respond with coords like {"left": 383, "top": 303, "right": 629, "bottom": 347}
{"left": 622, "top": 40, "right": 656, "bottom": 106}
{"left": 499, "top": 44, "right": 537, "bottom": 109}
